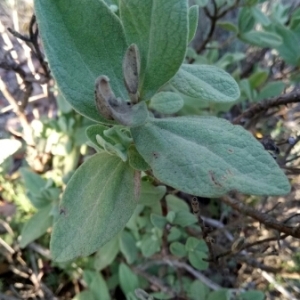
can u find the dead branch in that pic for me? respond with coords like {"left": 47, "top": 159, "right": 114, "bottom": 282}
{"left": 233, "top": 90, "right": 300, "bottom": 125}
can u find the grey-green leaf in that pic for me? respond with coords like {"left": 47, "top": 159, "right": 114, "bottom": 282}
{"left": 20, "top": 204, "right": 53, "bottom": 248}
{"left": 128, "top": 145, "right": 151, "bottom": 171}
{"left": 140, "top": 181, "right": 166, "bottom": 206}
{"left": 50, "top": 153, "right": 140, "bottom": 262}
{"left": 34, "top": 0, "right": 128, "bottom": 122}
{"left": 188, "top": 5, "right": 199, "bottom": 43}
{"left": 171, "top": 64, "right": 240, "bottom": 102}
{"left": 149, "top": 92, "right": 184, "bottom": 114}
{"left": 131, "top": 117, "right": 290, "bottom": 197}
{"left": 120, "top": 0, "right": 188, "bottom": 100}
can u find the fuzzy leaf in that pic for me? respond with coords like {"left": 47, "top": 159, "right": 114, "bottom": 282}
{"left": 50, "top": 153, "right": 140, "bottom": 262}
{"left": 188, "top": 5, "right": 199, "bottom": 43}
{"left": 34, "top": 0, "right": 128, "bottom": 122}
{"left": 128, "top": 145, "right": 151, "bottom": 171}
{"left": 139, "top": 181, "right": 166, "bottom": 206}
{"left": 149, "top": 92, "right": 184, "bottom": 114}
{"left": 171, "top": 64, "right": 240, "bottom": 102}
{"left": 120, "top": 0, "right": 188, "bottom": 100}
{"left": 131, "top": 117, "right": 290, "bottom": 197}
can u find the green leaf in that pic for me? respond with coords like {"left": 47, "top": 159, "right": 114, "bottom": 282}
{"left": 248, "top": 71, "right": 268, "bottom": 89}
{"left": 186, "top": 237, "right": 208, "bottom": 252}
{"left": 240, "top": 30, "right": 282, "bottom": 48}
{"left": 188, "top": 280, "right": 210, "bottom": 300}
{"left": 272, "top": 24, "right": 300, "bottom": 65}
{"left": 119, "top": 263, "right": 139, "bottom": 295}
{"left": 239, "top": 79, "right": 256, "bottom": 102}
{"left": 238, "top": 7, "right": 255, "bottom": 33}
{"left": 188, "top": 250, "right": 208, "bottom": 270}
{"left": 150, "top": 214, "right": 167, "bottom": 229}
{"left": 256, "top": 81, "right": 285, "bottom": 101}
{"left": 217, "top": 21, "right": 238, "bottom": 33}
{"left": 251, "top": 7, "right": 270, "bottom": 26}
{"left": 167, "top": 227, "right": 182, "bottom": 242}
{"left": 172, "top": 211, "right": 197, "bottom": 227}
{"left": 188, "top": 5, "right": 199, "bottom": 43}
{"left": 131, "top": 117, "right": 290, "bottom": 197}
{"left": 166, "top": 211, "right": 176, "bottom": 223}
{"left": 86, "top": 124, "right": 108, "bottom": 152}
{"left": 169, "top": 242, "right": 187, "bottom": 258}
{"left": 120, "top": 0, "right": 188, "bottom": 100}
{"left": 119, "top": 231, "right": 138, "bottom": 264}
{"left": 83, "top": 270, "right": 110, "bottom": 300}
{"left": 34, "top": 0, "right": 128, "bottom": 122}
{"left": 128, "top": 145, "right": 151, "bottom": 171}
{"left": 166, "top": 194, "right": 190, "bottom": 212}
{"left": 149, "top": 92, "right": 184, "bottom": 114}
{"left": 94, "top": 235, "right": 120, "bottom": 271}
{"left": 140, "top": 234, "right": 161, "bottom": 257}
{"left": 140, "top": 181, "right": 166, "bottom": 206}
{"left": 20, "top": 204, "right": 53, "bottom": 248}
{"left": 73, "top": 291, "right": 96, "bottom": 300}
{"left": 241, "top": 290, "right": 265, "bottom": 300}
{"left": 215, "top": 52, "right": 245, "bottom": 69}
{"left": 50, "top": 153, "right": 140, "bottom": 262}
{"left": 0, "top": 139, "right": 21, "bottom": 165}
{"left": 207, "top": 289, "right": 231, "bottom": 300}
{"left": 86, "top": 124, "right": 132, "bottom": 161}
{"left": 19, "top": 168, "right": 47, "bottom": 195}
{"left": 171, "top": 64, "right": 240, "bottom": 103}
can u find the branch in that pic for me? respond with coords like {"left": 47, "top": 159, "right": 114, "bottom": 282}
{"left": 191, "top": 0, "right": 240, "bottom": 59}
{"left": 8, "top": 15, "right": 51, "bottom": 79}
{"left": 132, "top": 266, "right": 176, "bottom": 298}
{"left": 220, "top": 196, "right": 300, "bottom": 239}
{"left": 233, "top": 90, "right": 300, "bottom": 125}
{"left": 140, "top": 259, "right": 221, "bottom": 291}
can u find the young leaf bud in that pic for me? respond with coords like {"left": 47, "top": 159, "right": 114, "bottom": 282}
{"left": 123, "top": 43, "right": 140, "bottom": 104}
{"left": 94, "top": 75, "right": 115, "bottom": 120}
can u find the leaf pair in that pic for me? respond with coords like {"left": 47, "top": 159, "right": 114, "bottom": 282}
{"left": 34, "top": 0, "right": 189, "bottom": 122}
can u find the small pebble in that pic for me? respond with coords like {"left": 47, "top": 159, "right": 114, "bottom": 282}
{"left": 288, "top": 137, "right": 296, "bottom": 145}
